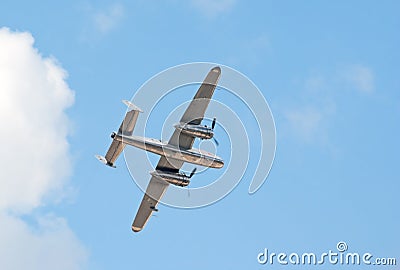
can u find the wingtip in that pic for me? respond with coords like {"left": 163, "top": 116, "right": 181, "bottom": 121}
{"left": 212, "top": 66, "right": 221, "bottom": 73}
{"left": 132, "top": 226, "right": 142, "bottom": 233}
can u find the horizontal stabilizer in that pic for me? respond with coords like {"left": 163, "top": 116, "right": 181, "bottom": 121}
{"left": 100, "top": 102, "right": 142, "bottom": 167}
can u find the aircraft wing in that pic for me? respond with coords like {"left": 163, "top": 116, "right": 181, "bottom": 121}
{"left": 132, "top": 176, "right": 169, "bottom": 232}
{"left": 168, "top": 66, "right": 221, "bottom": 150}
{"left": 131, "top": 66, "right": 221, "bottom": 232}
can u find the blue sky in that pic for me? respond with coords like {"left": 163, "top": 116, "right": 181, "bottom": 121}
{"left": 1, "top": 1, "right": 399, "bottom": 269}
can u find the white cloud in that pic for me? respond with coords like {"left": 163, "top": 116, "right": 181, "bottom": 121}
{"left": 281, "top": 73, "right": 336, "bottom": 143}
{"left": 0, "top": 213, "right": 87, "bottom": 270}
{"left": 191, "top": 0, "right": 236, "bottom": 17}
{"left": 248, "top": 34, "right": 270, "bottom": 50}
{"left": 284, "top": 107, "right": 324, "bottom": 141}
{"left": 343, "top": 64, "right": 375, "bottom": 93}
{"left": 93, "top": 3, "right": 124, "bottom": 34}
{"left": 224, "top": 33, "right": 271, "bottom": 67}
{"left": 304, "top": 75, "right": 326, "bottom": 93}
{"left": 0, "top": 27, "right": 87, "bottom": 269}
{"left": 0, "top": 28, "right": 74, "bottom": 213}
{"left": 282, "top": 64, "right": 375, "bottom": 144}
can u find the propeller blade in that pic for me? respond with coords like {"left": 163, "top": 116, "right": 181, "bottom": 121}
{"left": 211, "top": 117, "right": 216, "bottom": 130}
{"left": 189, "top": 167, "right": 197, "bottom": 178}
{"left": 213, "top": 137, "right": 219, "bottom": 146}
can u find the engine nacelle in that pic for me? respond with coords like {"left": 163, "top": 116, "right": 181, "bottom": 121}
{"left": 174, "top": 123, "right": 214, "bottom": 140}
{"left": 150, "top": 170, "right": 190, "bottom": 187}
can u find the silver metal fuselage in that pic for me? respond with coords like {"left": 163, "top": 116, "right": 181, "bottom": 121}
{"left": 114, "top": 134, "right": 224, "bottom": 169}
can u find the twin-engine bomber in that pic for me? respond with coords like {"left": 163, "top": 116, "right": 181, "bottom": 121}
{"left": 96, "top": 66, "right": 224, "bottom": 232}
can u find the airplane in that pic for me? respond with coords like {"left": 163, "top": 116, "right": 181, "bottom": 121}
{"left": 96, "top": 66, "right": 224, "bottom": 232}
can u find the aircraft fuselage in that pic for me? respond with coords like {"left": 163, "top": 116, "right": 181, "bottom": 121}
{"left": 113, "top": 134, "right": 224, "bottom": 169}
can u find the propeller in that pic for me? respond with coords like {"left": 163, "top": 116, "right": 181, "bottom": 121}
{"left": 213, "top": 137, "right": 219, "bottom": 146}
{"left": 189, "top": 167, "right": 197, "bottom": 178}
{"left": 186, "top": 167, "right": 197, "bottom": 197}
{"left": 211, "top": 117, "right": 216, "bottom": 130}
{"left": 210, "top": 117, "right": 219, "bottom": 146}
